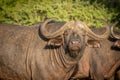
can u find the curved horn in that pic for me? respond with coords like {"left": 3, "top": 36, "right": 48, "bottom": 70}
{"left": 40, "top": 18, "right": 74, "bottom": 39}
{"left": 111, "top": 22, "right": 120, "bottom": 39}
{"left": 76, "top": 19, "right": 110, "bottom": 40}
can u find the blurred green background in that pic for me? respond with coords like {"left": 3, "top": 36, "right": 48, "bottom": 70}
{"left": 0, "top": 0, "right": 120, "bottom": 28}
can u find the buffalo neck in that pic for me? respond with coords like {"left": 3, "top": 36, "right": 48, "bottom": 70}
{"left": 48, "top": 45, "right": 77, "bottom": 79}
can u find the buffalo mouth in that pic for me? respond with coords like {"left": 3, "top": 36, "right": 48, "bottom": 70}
{"left": 69, "top": 46, "right": 81, "bottom": 51}
{"left": 68, "top": 45, "right": 82, "bottom": 58}
{"left": 68, "top": 40, "right": 82, "bottom": 52}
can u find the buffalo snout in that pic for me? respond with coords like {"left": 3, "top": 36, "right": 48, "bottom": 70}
{"left": 69, "top": 39, "right": 81, "bottom": 51}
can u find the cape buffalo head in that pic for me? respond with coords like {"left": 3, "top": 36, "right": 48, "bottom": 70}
{"left": 63, "top": 28, "right": 85, "bottom": 58}
{"left": 111, "top": 22, "right": 120, "bottom": 48}
{"left": 40, "top": 18, "right": 110, "bottom": 59}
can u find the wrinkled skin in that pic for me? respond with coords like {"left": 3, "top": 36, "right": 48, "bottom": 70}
{"left": 71, "top": 28, "right": 120, "bottom": 80}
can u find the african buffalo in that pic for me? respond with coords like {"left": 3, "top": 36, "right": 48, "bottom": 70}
{"left": 70, "top": 23, "right": 120, "bottom": 80}
{"left": 110, "top": 22, "right": 120, "bottom": 80}
{"left": 0, "top": 18, "right": 110, "bottom": 80}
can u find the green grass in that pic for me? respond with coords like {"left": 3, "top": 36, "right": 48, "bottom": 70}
{"left": 0, "top": 0, "right": 118, "bottom": 28}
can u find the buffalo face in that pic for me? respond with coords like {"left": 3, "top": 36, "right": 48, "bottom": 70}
{"left": 40, "top": 18, "right": 110, "bottom": 60}
{"left": 63, "top": 29, "right": 85, "bottom": 58}
{"left": 47, "top": 28, "right": 86, "bottom": 59}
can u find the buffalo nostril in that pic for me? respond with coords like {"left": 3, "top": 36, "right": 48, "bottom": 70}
{"left": 71, "top": 41, "right": 75, "bottom": 44}
{"left": 71, "top": 40, "right": 80, "bottom": 44}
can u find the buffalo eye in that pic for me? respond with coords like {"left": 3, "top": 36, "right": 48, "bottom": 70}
{"left": 64, "top": 29, "right": 71, "bottom": 36}
{"left": 64, "top": 32, "right": 68, "bottom": 36}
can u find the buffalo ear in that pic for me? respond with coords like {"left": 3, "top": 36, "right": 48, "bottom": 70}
{"left": 47, "top": 36, "right": 63, "bottom": 46}
{"left": 86, "top": 40, "right": 101, "bottom": 48}
{"left": 113, "top": 40, "right": 120, "bottom": 48}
